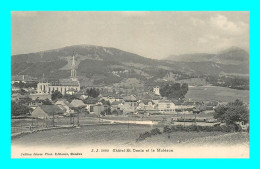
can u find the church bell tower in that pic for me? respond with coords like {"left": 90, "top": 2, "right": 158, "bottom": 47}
{"left": 71, "top": 54, "right": 77, "bottom": 81}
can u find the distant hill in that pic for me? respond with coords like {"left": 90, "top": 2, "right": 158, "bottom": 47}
{"left": 215, "top": 46, "right": 249, "bottom": 65}
{"left": 165, "top": 53, "right": 215, "bottom": 62}
{"left": 11, "top": 45, "right": 157, "bottom": 79}
{"left": 165, "top": 47, "right": 249, "bottom": 65}
{"left": 12, "top": 45, "right": 155, "bottom": 65}
{"left": 11, "top": 45, "right": 249, "bottom": 84}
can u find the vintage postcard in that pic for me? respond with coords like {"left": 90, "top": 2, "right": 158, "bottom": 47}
{"left": 11, "top": 11, "right": 249, "bottom": 158}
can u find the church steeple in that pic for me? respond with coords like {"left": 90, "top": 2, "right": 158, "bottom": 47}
{"left": 41, "top": 73, "right": 46, "bottom": 83}
{"left": 71, "top": 52, "right": 77, "bottom": 80}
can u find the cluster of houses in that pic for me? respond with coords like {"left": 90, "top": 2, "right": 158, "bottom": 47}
{"left": 11, "top": 75, "right": 219, "bottom": 120}
{"left": 11, "top": 75, "right": 220, "bottom": 120}
{"left": 11, "top": 68, "right": 219, "bottom": 120}
{"left": 25, "top": 91, "right": 219, "bottom": 119}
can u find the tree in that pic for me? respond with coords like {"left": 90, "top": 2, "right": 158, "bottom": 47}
{"left": 105, "top": 107, "right": 111, "bottom": 115}
{"left": 11, "top": 101, "right": 32, "bottom": 116}
{"left": 100, "top": 99, "right": 110, "bottom": 106}
{"left": 63, "top": 94, "right": 77, "bottom": 103}
{"left": 111, "top": 109, "right": 123, "bottom": 116}
{"left": 159, "top": 83, "right": 189, "bottom": 100}
{"left": 19, "top": 89, "right": 28, "bottom": 95}
{"left": 86, "top": 88, "right": 100, "bottom": 98}
{"left": 112, "top": 109, "right": 118, "bottom": 116}
{"left": 18, "top": 97, "right": 32, "bottom": 105}
{"left": 214, "top": 99, "right": 249, "bottom": 125}
{"left": 13, "top": 81, "right": 38, "bottom": 89}
{"left": 181, "top": 83, "right": 189, "bottom": 96}
{"left": 51, "top": 90, "right": 63, "bottom": 101}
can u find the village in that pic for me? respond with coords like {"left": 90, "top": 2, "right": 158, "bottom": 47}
{"left": 11, "top": 56, "right": 224, "bottom": 136}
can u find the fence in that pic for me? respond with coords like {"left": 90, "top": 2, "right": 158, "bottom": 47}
{"left": 11, "top": 113, "right": 110, "bottom": 135}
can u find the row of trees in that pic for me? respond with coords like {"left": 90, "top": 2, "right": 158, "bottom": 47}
{"left": 12, "top": 81, "right": 38, "bottom": 89}
{"left": 86, "top": 88, "right": 100, "bottom": 98}
{"left": 206, "top": 76, "right": 249, "bottom": 90}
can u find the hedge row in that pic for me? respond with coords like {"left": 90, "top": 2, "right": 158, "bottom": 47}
{"left": 136, "top": 128, "right": 162, "bottom": 142}
{"left": 136, "top": 124, "right": 244, "bottom": 142}
{"left": 163, "top": 124, "right": 242, "bottom": 133}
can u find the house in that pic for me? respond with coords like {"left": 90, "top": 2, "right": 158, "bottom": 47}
{"left": 11, "top": 86, "right": 20, "bottom": 92}
{"left": 66, "top": 88, "right": 78, "bottom": 95}
{"left": 31, "top": 105, "right": 65, "bottom": 119}
{"left": 11, "top": 93, "right": 29, "bottom": 101}
{"left": 55, "top": 99, "right": 72, "bottom": 114}
{"left": 89, "top": 102, "right": 105, "bottom": 115}
{"left": 70, "top": 99, "right": 85, "bottom": 108}
{"left": 79, "top": 95, "right": 88, "bottom": 100}
{"left": 28, "top": 102, "right": 43, "bottom": 110}
{"left": 84, "top": 97, "right": 99, "bottom": 104}
{"left": 101, "top": 95, "right": 117, "bottom": 103}
{"left": 153, "top": 86, "right": 160, "bottom": 95}
{"left": 118, "top": 103, "right": 135, "bottom": 114}
{"left": 70, "top": 99, "right": 87, "bottom": 114}
{"left": 205, "top": 101, "right": 219, "bottom": 110}
{"left": 27, "top": 87, "right": 37, "bottom": 94}
{"left": 29, "top": 93, "right": 52, "bottom": 101}
{"left": 111, "top": 100, "right": 123, "bottom": 111}
{"left": 175, "top": 101, "right": 195, "bottom": 110}
{"left": 137, "top": 100, "right": 154, "bottom": 111}
{"left": 123, "top": 95, "right": 138, "bottom": 111}
{"left": 114, "top": 96, "right": 123, "bottom": 102}
{"left": 156, "top": 100, "right": 175, "bottom": 113}
{"left": 151, "top": 95, "right": 161, "bottom": 104}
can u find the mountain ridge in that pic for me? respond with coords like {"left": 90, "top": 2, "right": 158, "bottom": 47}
{"left": 11, "top": 45, "right": 249, "bottom": 83}
{"left": 164, "top": 47, "right": 249, "bottom": 65}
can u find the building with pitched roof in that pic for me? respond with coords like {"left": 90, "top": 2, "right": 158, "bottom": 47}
{"left": 36, "top": 54, "right": 80, "bottom": 96}
{"left": 70, "top": 99, "right": 85, "bottom": 108}
{"left": 55, "top": 99, "right": 72, "bottom": 114}
{"left": 123, "top": 95, "right": 138, "bottom": 111}
{"left": 156, "top": 100, "right": 175, "bottom": 113}
{"left": 31, "top": 105, "right": 65, "bottom": 119}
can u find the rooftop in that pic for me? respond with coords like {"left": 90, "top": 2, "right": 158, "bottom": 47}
{"left": 49, "top": 79, "right": 80, "bottom": 86}
{"left": 123, "top": 95, "right": 137, "bottom": 101}
{"left": 70, "top": 99, "right": 85, "bottom": 107}
{"left": 39, "top": 105, "right": 65, "bottom": 115}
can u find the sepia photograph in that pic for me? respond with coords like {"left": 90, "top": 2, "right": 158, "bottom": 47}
{"left": 11, "top": 11, "right": 249, "bottom": 158}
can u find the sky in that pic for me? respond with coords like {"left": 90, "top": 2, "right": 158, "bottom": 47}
{"left": 11, "top": 11, "right": 249, "bottom": 59}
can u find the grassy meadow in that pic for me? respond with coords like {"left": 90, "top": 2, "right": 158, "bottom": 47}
{"left": 12, "top": 124, "right": 248, "bottom": 147}
{"left": 186, "top": 86, "right": 249, "bottom": 103}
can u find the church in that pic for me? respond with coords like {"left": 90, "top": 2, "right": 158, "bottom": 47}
{"left": 37, "top": 55, "right": 80, "bottom": 95}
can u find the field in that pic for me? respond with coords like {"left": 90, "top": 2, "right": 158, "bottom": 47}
{"left": 11, "top": 116, "right": 108, "bottom": 134}
{"left": 186, "top": 86, "right": 249, "bottom": 103}
{"left": 135, "top": 131, "right": 249, "bottom": 147}
{"left": 11, "top": 124, "right": 248, "bottom": 147}
{"left": 12, "top": 124, "right": 154, "bottom": 147}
